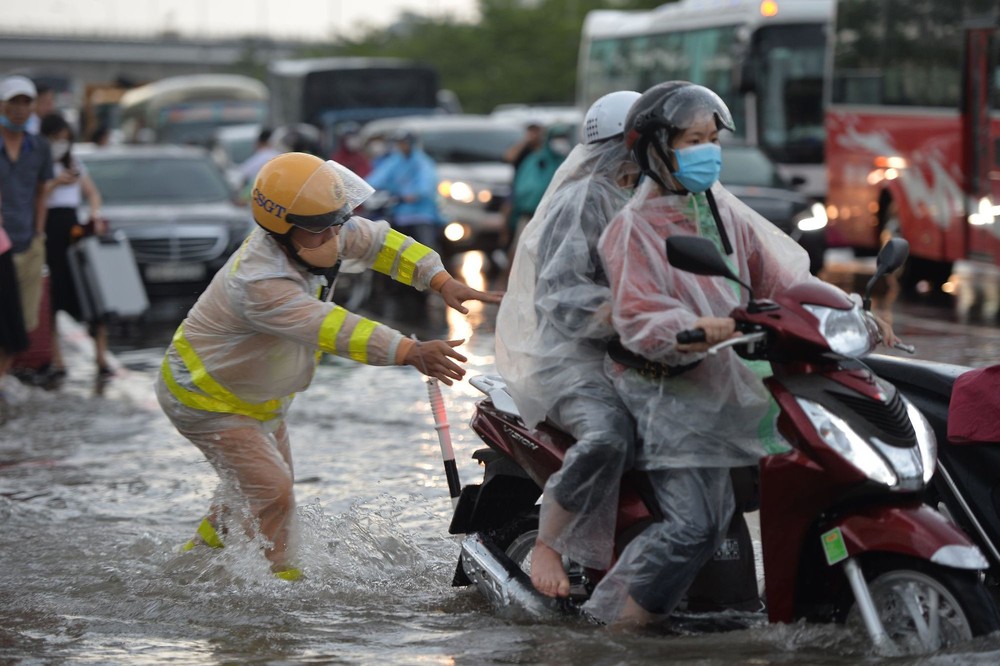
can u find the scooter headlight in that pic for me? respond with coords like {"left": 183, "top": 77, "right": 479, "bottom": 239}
{"left": 905, "top": 398, "right": 937, "bottom": 483}
{"left": 803, "top": 303, "right": 879, "bottom": 358}
{"left": 796, "top": 397, "right": 898, "bottom": 487}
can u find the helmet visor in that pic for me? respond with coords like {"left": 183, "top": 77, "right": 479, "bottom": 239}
{"left": 660, "top": 85, "right": 735, "bottom": 134}
{"left": 286, "top": 204, "right": 354, "bottom": 233}
{"left": 286, "top": 160, "right": 375, "bottom": 233}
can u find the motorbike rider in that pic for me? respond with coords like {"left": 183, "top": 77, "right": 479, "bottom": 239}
{"left": 365, "top": 130, "right": 441, "bottom": 251}
{"left": 157, "top": 152, "right": 502, "bottom": 580}
{"left": 495, "top": 91, "right": 642, "bottom": 598}
{"left": 590, "top": 81, "right": 899, "bottom": 625}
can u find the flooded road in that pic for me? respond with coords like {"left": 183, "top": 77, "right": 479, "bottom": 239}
{"left": 3, "top": 253, "right": 1000, "bottom": 664}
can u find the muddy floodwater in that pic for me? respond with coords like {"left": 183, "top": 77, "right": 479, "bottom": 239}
{"left": 4, "top": 259, "right": 1000, "bottom": 665}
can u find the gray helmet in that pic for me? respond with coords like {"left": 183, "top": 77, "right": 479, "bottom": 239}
{"left": 625, "top": 81, "right": 734, "bottom": 186}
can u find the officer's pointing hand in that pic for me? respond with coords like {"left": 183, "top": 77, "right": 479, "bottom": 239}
{"left": 404, "top": 339, "right": 468, "bottom": 386}
{"left": 439, "top": 278, "right": 504, "bottom": 315}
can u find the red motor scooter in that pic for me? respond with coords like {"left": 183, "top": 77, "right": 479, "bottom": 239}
{"left": 450, "top": 237, "right": 1000, "bottom": 655}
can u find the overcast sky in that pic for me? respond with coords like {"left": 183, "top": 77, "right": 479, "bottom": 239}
{"left": 4, "top": 0, "right": 479, "bottom": 40}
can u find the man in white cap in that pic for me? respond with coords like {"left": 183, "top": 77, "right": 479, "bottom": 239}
{"left": 0, "top": 75, "right": 54, "bottom": 335}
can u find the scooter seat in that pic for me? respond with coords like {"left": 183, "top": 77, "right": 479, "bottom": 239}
{"left": 865, "top": 353, "right": 967, "bottom": 400}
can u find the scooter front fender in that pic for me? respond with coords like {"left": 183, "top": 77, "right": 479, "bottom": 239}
{"left": 834, "top": 504, "right": 988, "bottom": 570}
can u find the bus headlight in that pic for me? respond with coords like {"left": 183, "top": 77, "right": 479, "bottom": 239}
{"left": 795, "top": 202, "right": 828, "bottom": 232}
{"left": 968, "top": 197, "right": 997, "bottom": 226}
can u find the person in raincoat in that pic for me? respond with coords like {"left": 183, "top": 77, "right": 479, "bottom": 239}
{"left": 495, "top": 91, "right": 641, "bottom": 598}
{"left": 506, "top": 124, "right": 574, "bottom": 256}
{"left": 156, "top": 152, "right": 502, "bottom": 580}
{"left": 365, "top": 130, "right": 441, "bottom": 250}
{"left": 589, "top": 81, "right": 895, "bottom": 625}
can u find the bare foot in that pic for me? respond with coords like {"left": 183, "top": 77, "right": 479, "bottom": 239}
{"left": 530, "top": 540, "right": 570, "bottom": 598}
{"left": 610, "top": 595, "right": 656, "bottom": 629}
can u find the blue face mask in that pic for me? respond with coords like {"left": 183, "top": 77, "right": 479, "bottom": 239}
{"left": 0, "top": 114, "right": 27, "bottom": 133}
{"left": 671, "top": 143, "right": 722, "bottom": 193}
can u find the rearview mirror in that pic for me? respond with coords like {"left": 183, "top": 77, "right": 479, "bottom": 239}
{"left": 666, "top": 236, "right": 753, "bottom": 297}
{"left": 862, "top": 237, "right": 910, "bottom": 310}
{"left": 667, "top": 236, "right": 734, "bottom": 278}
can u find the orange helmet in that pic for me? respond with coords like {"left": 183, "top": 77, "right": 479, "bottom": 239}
{"left": 251, "top": 152, "right": 372, "bottom": 235}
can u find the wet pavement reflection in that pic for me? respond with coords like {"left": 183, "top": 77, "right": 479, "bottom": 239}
{"left": 2, "top": 251, "right": 1000, "bottom": 664}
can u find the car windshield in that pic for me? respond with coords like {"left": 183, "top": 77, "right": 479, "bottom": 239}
{"left": 418, "top": 126, "right": 523, "bottom": 163}
{"left": 720, "top": 146, "right": 786, "bottom": 188}
{"left": 83, "top": 156, "right": 233, "bottom": 205}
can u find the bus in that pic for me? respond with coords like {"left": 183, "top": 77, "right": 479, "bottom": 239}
{"left": 578, "top": 0, "right": 833, "bottom": 199}
{"left": 267, "top": 57, "right": 441, "bottom": 150}
{"left": 118, "top": 74, "right": 269, "bottom": 146}
{"left": 825, "top": 0, "right": 999, "bottom": 289}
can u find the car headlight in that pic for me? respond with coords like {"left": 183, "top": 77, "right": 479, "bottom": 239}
{"left": 795, "top": 202, "right": 828, "bottom": 232}
{"left": 802, "top": 303, "right": 878, "bottom": 358}
{"left": 438, "top": 179, "right": 494, "bottom": 205}
{"left": 444, "top": 222, "right": 467, "bottom": 242}
{"left": 796, "top": 397, "right": 898, "bottom": 487}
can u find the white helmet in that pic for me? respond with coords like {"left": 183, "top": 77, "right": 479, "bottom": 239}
{"left": 583, "top": 90, "right": 642, "bottom": 145}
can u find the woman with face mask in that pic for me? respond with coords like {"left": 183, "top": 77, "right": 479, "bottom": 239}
{"left": 586, "top": 82, "right": 901, "bottom": 626}
{"left": 39, "top": 112, "right": 109, "bottom": 385}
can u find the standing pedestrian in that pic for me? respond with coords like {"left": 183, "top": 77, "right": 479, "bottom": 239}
{"left": 0, "top": 196, "right": 30, "bottom": 412}
{"left": 40, "top": 112, "right": 110, "bottom": 384}
{"left": 0, "top": 75, "right": 54, "bottom": 339}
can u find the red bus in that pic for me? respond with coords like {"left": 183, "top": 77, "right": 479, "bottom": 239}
{"left": 825, "top": 0, "right": 999, "bottom": 291}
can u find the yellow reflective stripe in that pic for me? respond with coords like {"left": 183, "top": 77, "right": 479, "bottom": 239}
{"left": 169, "top": 325, "right": 281, "bottom": 420}
{"left": 197, "top": 518, "right": 224, "bottom": 548}
{"left": 162, "top": 355, "right": 272, "bottom": 420}
{"left": 318, "top": 307, "right": 349, "bottom": 354}
{"left": 348, "top": 318, "right": 378, "bottom": 363}
{"left": 274, "top": 567, "right": 302, "bottom": 581}
{"left": 229, "top": 236, "right": 252, "bottom": 275}
{"left": 397, "top": 242, "right": 433, "bottom": 286}
{"left": 372, "top": 229, "right": 407, "bottom": 276}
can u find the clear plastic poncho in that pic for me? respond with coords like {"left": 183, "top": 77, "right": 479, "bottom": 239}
{"left": 157, "top": 218, "right": 446, "bottom": 435}
{"left": 597, "top": 179, "right": 820, "bottom": 469}
{"left": 495, "top": 140, "right": 633, "bottom": 428}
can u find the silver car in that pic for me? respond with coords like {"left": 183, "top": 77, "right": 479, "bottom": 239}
{"left": 77, "top": 144, "right": 253, "bottom": 298}
{"left": 359, "top": 115, "right": 525, "bottom": 255}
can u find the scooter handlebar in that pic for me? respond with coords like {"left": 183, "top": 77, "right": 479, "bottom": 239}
{"left": 677, "top": 329, "right": 707, "bottom": 345}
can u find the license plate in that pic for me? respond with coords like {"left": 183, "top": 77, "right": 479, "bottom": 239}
{"left": 144, "top": 262, "right": 206, "bottom": 282}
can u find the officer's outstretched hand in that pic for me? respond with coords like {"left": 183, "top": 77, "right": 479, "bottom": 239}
{"left": 439, "top": 278, "right": 504, "bottom": 315}
{"left": 404, "top": 339, "right": 468, "bottom": 386}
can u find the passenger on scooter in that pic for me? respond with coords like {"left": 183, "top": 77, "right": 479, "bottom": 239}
{"left": 591, "top": 81, "right": 898, "bottom": 626}
{"left": 495, "top": 91, "right": 642, "bottom": 598}
{"left": 157, "top": 153, "right": 502, "bottom": 580}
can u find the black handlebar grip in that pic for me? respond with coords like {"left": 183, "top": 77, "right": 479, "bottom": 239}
{"left": 677, "top": 329, "right": 706, "bottom": 344}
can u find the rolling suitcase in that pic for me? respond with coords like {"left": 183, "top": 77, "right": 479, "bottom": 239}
{"left": 67, "top": 231, "right": 149, "bottom": 321}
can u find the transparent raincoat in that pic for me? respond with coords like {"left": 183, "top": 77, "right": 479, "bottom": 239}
{"left": 495, "top": 137, "right": 635, "bottom": 568}
{"left": 597, "top": 178, "right": 819, "bottom": 469}
{"left": 155, "top": 159, "right": 448, "bottom": 571}
{"left": 496, "top": 140, "right": 632, "bottom": 428}
{"left": 157, "top": 217, "right": 447, "bottom": 435}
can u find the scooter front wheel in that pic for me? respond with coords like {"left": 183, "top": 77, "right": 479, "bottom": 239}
{"left": 846, "top": 555, "right": 1000, "bottom": 654}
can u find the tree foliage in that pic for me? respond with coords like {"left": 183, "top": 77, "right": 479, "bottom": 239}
{"left": 300, "top": 0, "right": 669, "bottom": 113}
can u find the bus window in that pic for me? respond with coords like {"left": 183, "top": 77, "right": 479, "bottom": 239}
{"left": 578, "top": 0, "right": 833, "bottom": 199}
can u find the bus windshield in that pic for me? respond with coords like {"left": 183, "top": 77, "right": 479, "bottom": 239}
{"left": 303, "top": 68, "right": 438, "bottom": 123}
{"left": 751, "top": 23, "right": 827, "bottom": 165}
